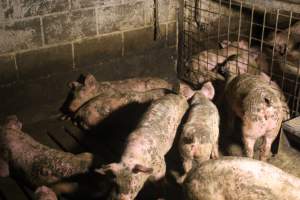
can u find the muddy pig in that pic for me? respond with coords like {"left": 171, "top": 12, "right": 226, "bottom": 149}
{"left": 66, "top": 74, "right": 173, "bottom": 113}
{"left": 183, "top": 157, "right": 300, "bottom": 200}
{"left": 219, "top": 69, "right": 289, "bottom": 161}
{"left": 0, "top": 116, "right": 94, "bottom": 195}
{"left": 95, "top": 94, "right": 189, "bottom": 200}
{"left": 219, "top": 40, "right": 269, "bottom": 75}
{"left": 74, "top": 88, "right": 171, "bottom": 130}
{"left": 178, "top": 82, "right": 219, "bottom": 177}
{"left": 182, "top": 40, "right": 250, "bottom": 88}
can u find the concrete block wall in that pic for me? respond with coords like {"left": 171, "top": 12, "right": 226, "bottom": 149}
{"left": 0, "top": 0, "right": 178, "bottom": 85}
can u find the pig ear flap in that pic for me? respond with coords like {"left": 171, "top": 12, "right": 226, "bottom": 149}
{"left": 200, "top": 82, "right": 215, "bottom": 100}
{"left": 84, "top": 74, "right": 97, "bottom": 89}
{"left": 95, "top": 163, "right": 121, "bottom": 175}
{"left": 132, "top": 164, "right": 153, "bottom": 174}
{"left": 68, "top": 81, "right": 81, "bottom": 89}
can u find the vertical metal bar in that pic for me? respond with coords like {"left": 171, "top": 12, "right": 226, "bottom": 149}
{"left": 293, "top": 60, "right": 300, "bottom": 117}
{"left": 270, "top": 9, "right": 280, "bottom": 82}
{"left": 296, "top": 61, "right": 300, "bottom": 116}
{"left": 236, "top": 1, "right": 243, "bottom": 74}
{"left": 281, "top": 11, "right": 293, "bottom": 90}
{"left": 227, "top": 0, "right": 232, "bottom": 73}
{"left": 217, "top": 0, "right": 222, "bottom": 67}
{"left": 247, "top": 5, "right": 254, "bottom": 73}
{"left": 259, "top": 8, "right": 267, "bottom": 75}
{"left": 176, "top": 0, "right": 185, "bottom": 76}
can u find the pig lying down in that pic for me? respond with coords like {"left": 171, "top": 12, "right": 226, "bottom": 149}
{"left": 74, "top": 88, "right": 171, "bottom": 130}
{"left": 220, "top": 68, "right": 289, "bottom": 160}
{"left": 178, "top": 82, "right": 219, "bottom": 178}
{"left": 96, "top": 94, "right": 189, "bottom": 200}
{"left": 66, "top": 74, "right": 173, "bottom": 114}
{"left": 183, "top": 157, "right": 300, "bottom": 200}
{"left": 0, "top": 116, "right": 94, "bottom": 198}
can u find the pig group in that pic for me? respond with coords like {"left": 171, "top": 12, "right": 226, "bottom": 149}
{"left": 0, "top": 43, "right": 294, "bottom": 200}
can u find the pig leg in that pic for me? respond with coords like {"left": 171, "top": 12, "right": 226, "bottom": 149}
{"left": 51, "top": 182, "right": 79, "bottom": 195}
{"left": 242, "top": 136, "right": 256, "bottom": 158}
{"left": 0, "top": 157, "right": 9, "bottom": 177}
{"left": 211, "top": 143, "right": 219, "bottom": 159}
{"left": 183, "top": 159, "right": 193, "bottom": 174}
{"left": 260, "top": 126, "right": 281, "bottom": 161}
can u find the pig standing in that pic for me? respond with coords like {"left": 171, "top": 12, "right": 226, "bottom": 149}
{"left": 219, "top": 68, "right": 289, "bottom": 160}
{"left": 74, "top": 88, "right": 171, "bottom": 130}
{"left": 95, "top": 94, "right": 189, "bottom": 200}
{"left": 66, "top": 74, "right": 173, "bottom": 114}
{"left": 178, "top": 82, "right": 219, "bottom": 177}
{"left": 0, "top": 116, "right": 94, "bottom": 196}
{"left": 183, "top": 157, "right": 300, "bottom": 200}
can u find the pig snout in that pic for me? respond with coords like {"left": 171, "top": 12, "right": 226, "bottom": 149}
{"left": 35, "top": 186, "right": 58, "bottom": 200}
{"left": 4, "top": 115, "right": 22, "bottom": 130}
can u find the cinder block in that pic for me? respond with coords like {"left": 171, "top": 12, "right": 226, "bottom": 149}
{"left": 124, "top": 25, "right": 167, "bottom": 56}
{"left": 0, "top": 18, "right": 42, "bottom": 53}
{"left": 0, "top": 54, "right": 17, "bottom": 84}
{"left": 71, "top": 0, "right": 122, "bottom": 9}
{"left": 43, "top": 9, "right": 97, "bottom": 44}
{"left": 74, "top": 33, "right": 122, "bottom": 67}
{"left": 167, "top": 21, "right": 176, "bottom": 46}
{"left": 17, "top": 44, "right": 73, "bottom": 80}
{"left": 1, "top": 0, "right": 69, "bottom": 19}
{"left": 98, "top": 2, "right": 145, "bottom": 34}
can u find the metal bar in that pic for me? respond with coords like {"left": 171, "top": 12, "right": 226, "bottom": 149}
{"left": 176, "top": 0, "right": 185, "bottom": 76}
{"left": 270, "top": 9, "right": 280, "bottom": 82}
{"left": 247, "top": 5, "right": 254, "bottom": 73}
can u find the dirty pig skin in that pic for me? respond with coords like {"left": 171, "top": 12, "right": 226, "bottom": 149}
{"left": 0, "top": 116, "right": 94, "bottom": 197}
{"left": 183, "top": 157, "right": 300, "bottom": 200}
{"left": 66, "top": 74, "right": 173, "bottom": 114}
{"left": 221, "top": 71, "right": 289, "bottom": 161}
{"left": 95, "top": 94, "right": 188, "bottom": 200}
{"left": 74, "top": 88, "right": 171, "bottom": 130}
{"left": 178, "top": 82, "right": 220, "bottom": 178}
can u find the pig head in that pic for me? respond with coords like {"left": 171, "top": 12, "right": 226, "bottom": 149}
{"left": 96, "top": 163, "right": 153, "bottom": 200}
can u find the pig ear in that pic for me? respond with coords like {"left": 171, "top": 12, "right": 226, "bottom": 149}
{"left": 68, "top": 81, "right": 81, "bottom": 89}
{"left": 95, "top": 163, "right": 121, "bottom": 175}
{"left": 0, "top": 158, "right": 9, "bottom": 177}
{"left": 132, "top": 164, "right": 153, "bottom": 174}
{"left": 84, "top": 74, "right": 97, "bottom": 88}
{"left": 200, "top": 82, "right": 215, "bottom": 100}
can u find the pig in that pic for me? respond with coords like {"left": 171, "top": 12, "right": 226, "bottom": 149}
{"left": 183, "top": 157, "right": 300, "bottom": 200}
{"left": 218, "top": 67, "right": 289, "bottom": 161}
{"left": 74, "top": 88, "right": 172, "bottom": 130}
{"left": 219, "top": 40, "right": 269, "bottom": 75}
{"left": 266, "top": 20, "right": 300, "bottom": 56}
{"left": 35, "top": 186, "right": 58, "bottom": 200}
{"left": 0, "top": 115, "right": 94, "bottom": 194}
{"left": 95, "top": 94, "right": 189, "bottom": 200}
{"left": 66, "top": 74, "right": 173, "bottom": 114}
{"left": 182, "top": 40, "right": 250, "bottom": 87}
{"left": 266, "top": 21, "right": 300, "bottom": 76}
{"left": 178, "top": 82, "right": 219, "bottom": 177}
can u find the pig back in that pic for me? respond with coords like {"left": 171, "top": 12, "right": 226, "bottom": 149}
{"left": 127, "top": 94, "right": 189, "bottom": 156}
{"left": 184, "top": 157, "right": 300, "bottom": 200}
{"left": 186, "top": 92, "right": 219, "bottom": 142}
